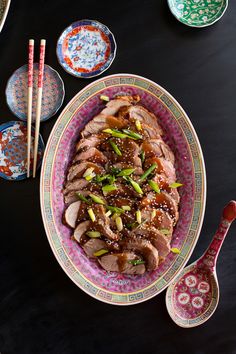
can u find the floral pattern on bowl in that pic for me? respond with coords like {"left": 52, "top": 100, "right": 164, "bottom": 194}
{"left": 168, "top": 0, "right": 228, "bottom": 27}
{"left": 0, "top": 121, "right": 44, "bottom": 180}
{"left": 40, "top": 74, "right": 206, "bottom": 305}
{"left": 6, "top": 64, "right": 65, "bottom": 122}
{"left": 56, "top": 19, "right": 117, "bottom": 78}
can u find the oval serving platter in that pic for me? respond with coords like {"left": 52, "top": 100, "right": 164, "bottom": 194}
{"left": 40, "top": 74, "right": 206, "bottom": 305}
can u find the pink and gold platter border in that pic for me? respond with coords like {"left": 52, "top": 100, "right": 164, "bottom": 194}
{"left": 40, "top": 74, "right": 206, "bottom": 305}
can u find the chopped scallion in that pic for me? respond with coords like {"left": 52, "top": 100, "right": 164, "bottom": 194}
{"left": 76, "top": 192, "right": 90, "bottom": 204}
{"left": 102, "top": 184, "right": 118, "bottom": 194}
{"left": 160, "top": 228, "right": 171, "bottom": 236}
{"left": 89, "top": 194, "right": 105, "bottom": 205}
{"left": 136, "top": 210, "right": 142, "bottom": 224}
{"left": 171, "top": 247, "right": 181, "bottom": 254}
{"left": 169, "top": 182, "right": 183, "bottom": 188}
{"left": 110, "top": 141, "right": 122, "bottom": 156}
{"left": 122, "top": 129, "right": 143, "bottom": 140}
{"left": 86, "top": 231, "right": 101, "bottom": 238}
{"left": 140, "top": 163, "right": 157, "bottom": 181}
{"left": 117, "top": 168, "right": 135, "bottom": 177}
{"left": 93, "top": 249, "right": 109, "bottom": 257}
{"left": 121, "top": 205, "right": 131, "bottom": 211}
{"left": 124, "top": 176, "right": 143, "bottom": 194}
{"left": 135, "top": 120, "right": 142, "bottom": 131}
{"left": 100, "top": 95, "right": 110, "bottom": 102}
{"left": 83, "top": 167, "right": 95, "bottom": 178}
{"left": 128, "top": 259, "right": 145, "bottom": 266}
{"left": 103, "top": 129, "right": 127, "bottom": 139}
{"left": 106, "top": 205, "right": 124, "bottom": 214}
{"left": 115, "top": 216, "right": 123, "bottom": 231}
{"left": 148, "top": 180, "right": 160, "bottom": 193}
{"left": 88, "top": 208, "right": 96, "bottom": 222}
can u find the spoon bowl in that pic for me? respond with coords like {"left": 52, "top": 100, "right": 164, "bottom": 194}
{"left": 167, "top": 0, "right": 228, "bottom": 28}
{"left": 166, "top": 200, "right": 236, "bottom": 328}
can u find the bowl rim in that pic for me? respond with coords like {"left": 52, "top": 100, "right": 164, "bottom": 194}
{"left": 40, "top": 73, "right": 207, "bottom": 305}
{"left": 167, "top": 0, "right": 228, "bottom": 28}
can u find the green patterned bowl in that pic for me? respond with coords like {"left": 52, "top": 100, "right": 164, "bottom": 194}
{"left": 167, "top": 0, "right": 228, "bottom": 28}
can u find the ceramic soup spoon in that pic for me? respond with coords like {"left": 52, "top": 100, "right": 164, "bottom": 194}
{"left": 166, "top": 200, "right": 236, "bottom": 328}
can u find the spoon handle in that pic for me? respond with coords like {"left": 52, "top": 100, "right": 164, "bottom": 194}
{"left": 197, "top": 200, "right": 236, "bottom": 270}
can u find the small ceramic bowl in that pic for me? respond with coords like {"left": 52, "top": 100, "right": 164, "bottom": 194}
{"left": 167, "top": 0, "right": 228, "bottom": 28}
{"left": 56, "top": 19, "right": 117, "bottom": 78}
{"left": 0, "top": 121, "right": 44, "bottom": 181}
{"left": 6, "top": 64, "right": 65, "bottom": 122}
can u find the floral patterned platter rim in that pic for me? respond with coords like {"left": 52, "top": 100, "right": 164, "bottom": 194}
{"left": 0, "top": 121, "right": 44, "bottom": 181}
{"left": 40, "top": 74, "right": 206, "bottom": 305}
{"left": 0, "top": 0, "right": 11, "bottom": 33}
{"left": 56, "top": 19, "right": 117, "bottom": 78}
{"left": 6, "top": 64, "right": 65, "bottom": 122}
{"left": 167, "top": 0, "right": 228, "bottom": 28}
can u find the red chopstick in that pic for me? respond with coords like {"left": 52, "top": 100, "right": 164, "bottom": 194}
{"left": 33, "top": 39, "right": 46, "bottom": 178}
{"left": 27, "top": 39, "right": 34, "bottom": 178}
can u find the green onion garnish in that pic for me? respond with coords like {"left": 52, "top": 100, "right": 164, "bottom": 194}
{"left": 171, "top": 247, "right": 181, "bottom": 254}
{"left": 136, "top": 210, "right": 142, "bottom": 224}
{"left": 103, "top": 129, "right": 127, "bottom": 139}
{"left": 126, "top": 222, "right": 138, "bottom": 230}
{"left": 83, "top": 167, "right": 94, "bottom": 177}
{"left": 169, "top": 182, "right": 183, "bottom": 188}
{"left": 88, "top": 208, "right": 96, "bottom": 222}
{"left": 115, "top": 216, "right": 123, "bottom": 231}
{"left": 117, "top": 168, "right": 135, "bottom": 177}
{"left": 128, "top": 259, "right": 145, "bottom": 266}
{"left": 140, "top": 150, "right": 145, "bottom": 163}
{"left": 124, "top": 176, "right": 143, "bottom": 194}
{"left": 100, "top": 95, "right": 110, "bottom": 101}
{"left": 85, "top": 173, "right": 95, "bottom": 181}
{"left": 140, "top": 163, "right": 157, "bottom": 181}
{"left": 151, "top": 210, "right": 156, "bottom": 219}
{"left": 148, "top": 180, "right": 160, "bottom": 193}
{"left": 109, "top": 167, "right": 121, "bottom": 175}
{"left": 121, "top": 205, "right": 131, "bottom": 211}
{"left": 160, "top": 228, "right": 171, "bottom": 236}
{"left": 93, "top": 249, "right": 109, "bottom": 257}
{"left": 122, "top": 129, "right": 143, "bottom": 140}
{"left": 76, "top": 192, "right": 90, "bottom": 204}
{"left": 105, "top": 210, "right": 112, "bottom": 217}
{"left": 102, "top": 184, "right": 118, "bottom": 193}
{"left": 86, "top": 231, "right": 101, "bottom": 238}
{"left": 106, "top": 205, "right": 124, "bottom": 214}
{"left": 135, "top": 120, "right": 142, "bottom": 131}
{"left": 89, "top": 194, "right": 105, "bottom": 205}
{"left": 110, "top": 141, "right": 122, "bottom": 156}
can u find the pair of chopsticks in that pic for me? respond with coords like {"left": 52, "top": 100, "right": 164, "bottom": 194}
{"left": 27, "top": 39, "right": 46, "bottom": 178}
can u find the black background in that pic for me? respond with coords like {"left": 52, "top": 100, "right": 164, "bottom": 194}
{"left": 1, "top": 1, "right": 236, "bottom": 353}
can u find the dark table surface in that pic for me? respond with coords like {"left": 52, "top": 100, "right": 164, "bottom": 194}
{"left": 1, "top": 1, "right": 236, "bottom": 353}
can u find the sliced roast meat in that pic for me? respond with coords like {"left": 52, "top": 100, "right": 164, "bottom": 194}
{"left": 63, "top": 179, "right": 90, "bottom": 195}
{"left": 64, "top": 201, "right": 81, "bottom": 228}
{"left": 124, "top": 238, "right": 159, "bottom": 271}
{"left": 76, "top": 135, "right": 102, "bottom": 152}
{"left": 144, "top": 157, "right": 176, "bottom": 184}
{"left": 67, "top": 162, "right": 105, "bottom": 182}
{"left": 64, "top": 186, "right": 101, "bottom": 205}
{"left": 127, "top": 105, "right": 163, "bottom": 135}
{"left": 81, "top": 114, "right": 127, "bottom": 137}
{"left": 74, "top": 147, "right": 108, "bottom": 165}
{"left": 92, "top": 205, "right": 120, "bottom": 241}
{"left": 74, "top": 220, "right": 91, "bottom": 243}
{"left": 101, "top": 95, "right": 140, "bottom": 117}
{"left": 141, "top": 139, "right": 175, "bottom": 164}
{"left": 83, "top": 239, "right": 107, "bottom": 258}
{"left": 98, "top": 252, "right": 145, "bottom": 275}
{"left": 131, "top": 225, "right": 170, "bottom": 258}
{"left": 141, "top": 208, "right": 174, "bottom": 238}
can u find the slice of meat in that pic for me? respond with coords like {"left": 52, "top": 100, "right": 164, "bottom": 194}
{"left": 141, "top": 139, "right": 175, "bottom": 164}
{"left": 74, "top": 147, "right": 108, "bottom": 165}
{"left": 144, "top": 157, "right": 176, "bottom": 184}
{"left": 112, "top": 162, "right": 143, "bottom": 175}
{"left": 81, "top": 115, "right": 127, "bottom": 137}
{"left": 141, "top": 192, "right": 179, "bottom": 223}
{"left": 67, "top": 162, "right": 105, "bottom": 181}
{"left": 76, "top": 135, "right": 102, "bottom": 152}
{"left": 124, "top": 239, "right": 159, "bottom": 271}
{"left": 64, "top": 201, "right": 81, "bottom": 228}
{"left": 101, "top": 99, "right": 132, "bottom": 116}
{"left": 102, "top": 138, "right": 142, "bottom": 169}
{"left": 64, "top": 185, "right": 102, "bottom": 205}
{"left": 98, "top": 252, "right": 145, "bottom": 275}
{"left": 150, "top": 174, "right": 180, "bottom": 203}
{"left": 74, "top": 220, "right": 91, "bottom": 243}
{"left": 127, "top": 105, "right": 163, "bottom": 135}
{"left": 93, "top": 205, "right": 120, "bottom": 241}
{"left": 83, "top": 239, "right": 107, "bottom": 258}
{"left": 141, "top": 123, "right": 161, "bottom": 139}
{"left": 141, "top": 208, "right": 174, "bottom": 237}
{"left": 131, "top": 225, "right": 170, "bottom": 258}
{"left": 63, "top": 179, "right": 90, "bottom": 195}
